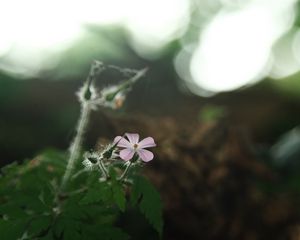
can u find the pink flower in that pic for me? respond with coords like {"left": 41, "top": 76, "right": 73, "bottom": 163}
{"left": 114, "top": 133, "right": 156, "bottom": 162}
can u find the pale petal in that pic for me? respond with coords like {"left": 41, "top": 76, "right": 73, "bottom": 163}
{"left": 137, "top": 149, "right": 154, "bottom": 162}
{"left": 138, "top": 137, "right": 156, "bottom": 149}
{"left": 125, "top": 133, "right": 139, "bottom": 144}
{"left": 120, "top": 149, "right": 135, "bottom": 161}
{"left": 114, "top": 136, "right": 132, "bottom": 148}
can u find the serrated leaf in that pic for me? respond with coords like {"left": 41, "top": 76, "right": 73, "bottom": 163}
{"left": 39, "top": 148, "right": 67, "bottom": 169}
{"left": 64, "top": 227, "right": 81, "bottom": 240}
{"left": 25, "top": 196, "right": 49, "bottom": 213}
{"left": 38, "top": 185, "right": 55, "bottom": 208}
{"left": 112, "top": 182, "right": 126, "bottom": 212}
{"left": 130, "top": 183, "right": 141, "bottom": 206}
{"left": 53, "top": 216, "right": 81, "bottom": 240}
{"left": 0, "top": 202, "right": 28, "bottom": 219}
{"left": 27, "top": 215, "right": 52, "bottom": 238}
{"left": 80, "top": 182, "right": 112, "bottom": 205}
{"left": 64, "top": 194, "right": 91, "bottom": 220}
{"left": 131, "top": 176, "right": 163, "bottom": 237}
{"left": 1, "top": 194, "right": 49, "bottom": 218}
{"left": 0, "top": 219, "right": 28, "bottom": 240}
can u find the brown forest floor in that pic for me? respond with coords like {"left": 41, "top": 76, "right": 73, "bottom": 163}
{"left": 109, "top": 115, "right": 300, "bottom": 240}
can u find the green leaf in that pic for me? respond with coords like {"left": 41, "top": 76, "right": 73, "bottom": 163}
{"left": 80, "top": 182, "right": 112, "bottom": 205}
{"left": 83, "top": 225, "right": 130, "bottom": 240}
{"left": 39, "top": 232, "right": 53, "bottom": 240}
{"left": 0, "top": 219, "right": 28, "bottom": 240}
{"left": 53, "top": 216, "right": 82, "bottom": 240}
{"left": 64, "top": 194, "right": 92, "bottom": 220}
{"left": 39, "top": 148, "right": 67, "bottom": 170}
{"left": 0, "top": 194, "right": 49, "bottom": 219}
{"left": 0, "top": 202, "right": 28, "bottom": 219}
{"left": 27, "top": 215, "right": 52, "bottom": 238}
{"left": 0, "top": 162, "right": 18, "bottom": 175}
{"left": 64, "top": 227, "right": 82, "bottom": 240}
{"left": 38, "top": 185, "right": 55, "bottom": 208}
{"left": 112, "top": 182, "right": 126, "bottom": 212}
{"left": 131, "top": 176, "right": 163, "bottom": 237}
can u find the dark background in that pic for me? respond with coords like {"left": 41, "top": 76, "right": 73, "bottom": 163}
{"left": 1, "top": 1, "right": 300, "bottom": 239}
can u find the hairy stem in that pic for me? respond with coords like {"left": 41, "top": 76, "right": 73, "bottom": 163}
{"left": 58, "top": 63, "right": 146, "bottom": 193}
{"left": 59, "top": 61, "right": 104, "bottom": 193}
{"left": 60, "top": 102, "right": 92, "bottom": 191}
{"left": 98, "top": 160, "right": 109, "bottom": 179}
{"left": 119, "top": 161, "right": 132, "bottom": 181}
{"left": 71, "top": 169, "right": 88, "bottom": 181}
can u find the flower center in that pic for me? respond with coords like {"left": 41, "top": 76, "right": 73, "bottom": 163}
{"left": 133, "top": 143, "right": 138, "bottom": 149}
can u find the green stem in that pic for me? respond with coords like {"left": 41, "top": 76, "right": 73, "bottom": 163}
{"left": 60, "top": 102, "right": 92, "bottom": 192}
{"left": 119, "top": 162, "right": 132, "bottom": 181}
{"left": 71, "top": 169, "right": 88, "bottom": 181}
{"left": 104, "top": 68, "right": 148, "bottom": 102}
{"left": 98, "top": 160, "right": 109, "bottom": 179}
{"left": 59, "top": 62, "right": 102, "bottom": 193}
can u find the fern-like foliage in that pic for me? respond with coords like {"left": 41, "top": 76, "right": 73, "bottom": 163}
{"left": 131, "top": 176, "right": 163, "bottom": 237}
{"left": 0, "top": 149, "right": 163, "bottom": 239}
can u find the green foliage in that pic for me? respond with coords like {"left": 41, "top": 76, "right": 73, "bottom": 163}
{"left": 27, "top": 215, "right": 52, "bottom": 238}
{"left": 0, "top": 149, "right": 163, "bottom": 239}
{"left": 80, "top": 182, "right": 112, "bottom": 205}
{"left": 131, "top": 176, "right": 163, "bottom": 237}
{"left": 200, "top": 104, "right": 226, "bottom": 122}
{"left": 53, "top": 216, "right": 82, "bottom": 239}
{"left": 85, "top": 225, "right": 130, "bottom": 240}
{"left": 0, "top": 218, "right": 28, "bottom": 239}
{"left": 112, "top": 181, "right": 126, "bottom": 212}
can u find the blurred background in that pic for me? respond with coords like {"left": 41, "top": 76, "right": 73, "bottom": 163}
{"left": 1, "top": 0, "right": 300, "bottom": 239}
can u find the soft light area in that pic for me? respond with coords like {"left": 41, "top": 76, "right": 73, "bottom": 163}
{"left": 0, "top": 0, "right": 190, "bottom": 77}
{"left": 124, "top": 0, "right": 190, "bottom": 57}
{"left": 270, "top": 29, "right": 300, "bottom": 79}
{"left": 189, "top": 0, "right": 296, "bottom": 93}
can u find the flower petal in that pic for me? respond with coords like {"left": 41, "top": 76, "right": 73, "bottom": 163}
{"left": 120, "top": 149, "right": 135, "bottom": 161}
{"left": 125, "top": 133, "right": 139, "bottom": 144}
{"left": 138, "top": 137, "right": 156, "bottom": 149}
{"left": 114, "top": 136, "right": 132, "bottom": 148}
{"left": 137, "top": 149, "right": 154, "bottom": 162}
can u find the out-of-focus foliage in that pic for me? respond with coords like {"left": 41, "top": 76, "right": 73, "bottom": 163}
{"left": 271, "top": 127, "right": 300, "bottom": 168}
{"left": 0, "top": 148, "right": 163, "bottom": 240}
{"left": 199, "top": 104, "right": 226, "bottom": 122}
